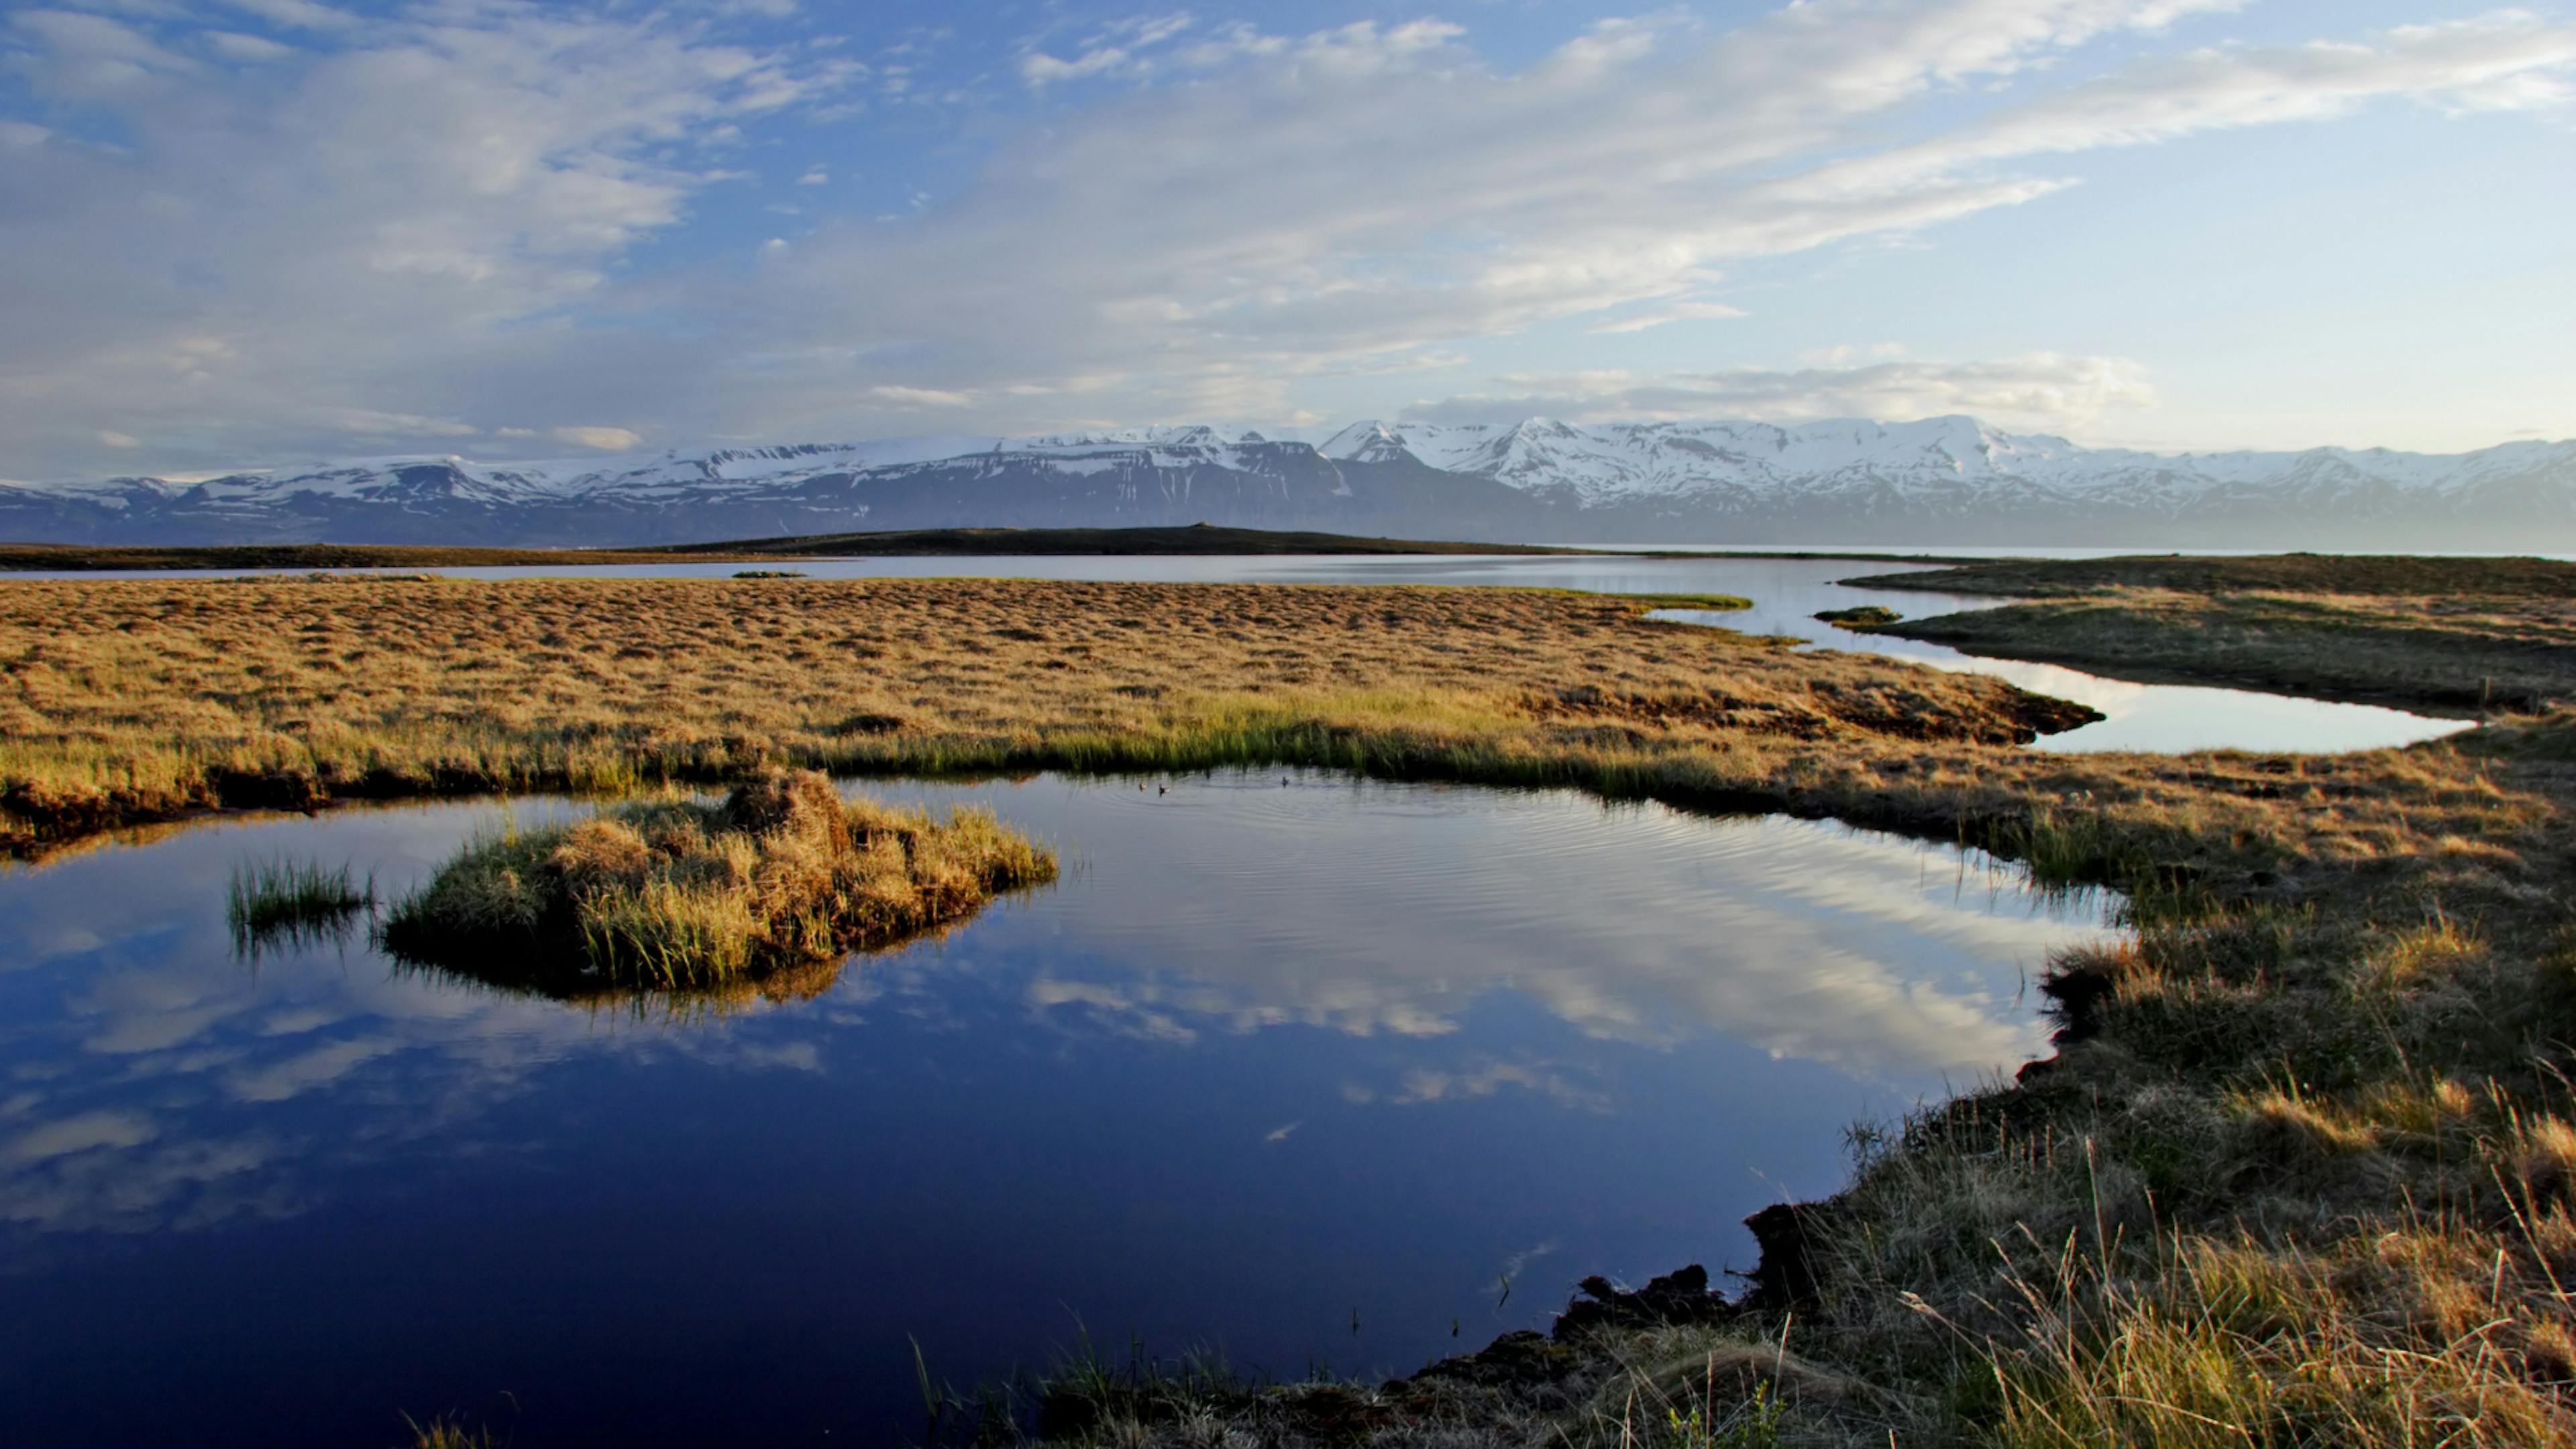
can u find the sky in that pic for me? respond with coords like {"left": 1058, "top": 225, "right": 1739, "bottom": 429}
{"left": 0, "top": 0, "right": 2571, "bottom": 479}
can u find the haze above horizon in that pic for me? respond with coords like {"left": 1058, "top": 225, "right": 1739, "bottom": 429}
{"left": 3, "top": 0, "right": 2572, "bottom": 481}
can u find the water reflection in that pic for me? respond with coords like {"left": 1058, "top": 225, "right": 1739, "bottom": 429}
{"left": 0, "top": 775, "right": 2112, "bottom": 1446}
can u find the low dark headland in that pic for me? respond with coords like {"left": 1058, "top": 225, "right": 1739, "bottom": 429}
{"left": 1853, "top": 551, "right": 2576, "bottom": 599}
{"left": 1845, "top": 551, "right": 2576, "bottom": 714}
{"left": 1812, "top": 604, "right": 1902, "bottom": 628}
{"left": 0, "top": 524, "right": 1593, "bottom": 572}
{"left": 380, "top": 769, "right": 1054, "bottom": 1000}
{"left": 661, "top": 522, "right": 1595, "bottom": 557}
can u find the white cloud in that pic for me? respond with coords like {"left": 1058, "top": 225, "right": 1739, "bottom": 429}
{"left": 206, "top": 30, "right": 293, "bottom": 62}
{"left": 1019, "top": 9, "right": 1200, "bottom": 87}
{"left": 221, "top": 0, "right": 356, "bottom": 32}
{"left": 716, "top": 1, "right": 2553, "bottom": 439}
{"left": 3, "top": 1, "right": 2571, "bottom": 472}
{"left": 867, "top": 384, "right": 974, "bottom": 408}
{"left": 95, "top": 429, "right": 140, "bottom": 448}
{"left": 1585, "top": 301, "right": 1751, "bottom": 334}
{"left": 1020, "top": 44, "right": 1136, "bottom": 87}
{"left": 551, "top": 425, "right": 642, "bottom": 450}
{"left": 1407, "top": 355, "right": 2160, "bottom": 431}
{"left": 0, "top": 2, "right": 855, "bottom": 472}
{"left": 326, "top": 409, "right": 476, "bottom": 437}
{"left": 9, "top": 8, "right": 204, "bottom": 95}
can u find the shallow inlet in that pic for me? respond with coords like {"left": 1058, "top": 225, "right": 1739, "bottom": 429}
{"left": 0, "top": 773, "right": 2114, "bottom": 1447}
{"left": 22, "top": 551, "right": 2473, "bottom": 755}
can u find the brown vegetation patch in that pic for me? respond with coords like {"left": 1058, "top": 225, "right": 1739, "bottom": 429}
{"left": 0, "top": 575, "right": 2086, "bottom": 853}
{"left": 378, "top": 767, "right": 1054, "bottom": 1000}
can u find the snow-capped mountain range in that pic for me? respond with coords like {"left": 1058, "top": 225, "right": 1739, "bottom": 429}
{"left": 8, "top": 416, "right": 2576, "bottom": 549}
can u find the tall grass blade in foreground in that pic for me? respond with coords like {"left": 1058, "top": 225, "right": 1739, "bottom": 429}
{"left": 225, "top": 855, "right": 371, "bottom": 961}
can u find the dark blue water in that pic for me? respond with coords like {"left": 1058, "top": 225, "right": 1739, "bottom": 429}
{"left": 0, "top": 772, "right": 2112, "bottom": 1446}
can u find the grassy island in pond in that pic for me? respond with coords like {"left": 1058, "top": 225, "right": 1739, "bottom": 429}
{"left": 382, "top": 769, "right": 1054, "bottom": 996}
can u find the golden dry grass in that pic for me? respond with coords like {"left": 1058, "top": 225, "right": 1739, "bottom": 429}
{"left": 0, "top": 575, "right": 2086, "bottom": 851}
{"left": 1849, "top": 553, "right": 2576, "bottom": 714}
{"left": 379, "top": 767, "right": 1054, "bottom": 1000}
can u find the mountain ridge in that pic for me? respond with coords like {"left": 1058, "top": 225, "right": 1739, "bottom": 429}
{"left": 10, "top": 415, "right": 2576, "bottom": 549}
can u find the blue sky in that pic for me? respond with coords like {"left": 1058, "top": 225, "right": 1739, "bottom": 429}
{"left": 1, "top": 0, "right": 2571, "bottom": 477}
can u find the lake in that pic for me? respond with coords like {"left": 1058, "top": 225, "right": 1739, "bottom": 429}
{"left": 0, "top": 771, "right": 2114, "bottom": 1446}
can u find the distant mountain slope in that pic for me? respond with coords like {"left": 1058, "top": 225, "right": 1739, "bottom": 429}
{"left": 7, "top": 417, "right": 2574, "bottom": 548}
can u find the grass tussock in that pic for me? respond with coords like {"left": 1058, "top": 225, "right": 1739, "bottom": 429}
{"left": 225, "top": 855, "right": 370, "bottom": 960}
{"left": 380, "top": 768, "right": 1053, "bottom": 995}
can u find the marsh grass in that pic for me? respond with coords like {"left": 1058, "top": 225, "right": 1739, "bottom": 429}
{"left": 1849, "top": 555, "right": 2576, "bottom": 714}
{"left": 1976, "top": 1227, "right": 2576, "bottom": 1448}
{"left": 378, "top": 768, "right": 1053, "bottom": 994}
{"left": 0, "top": 576, "right": 2103, "bottom": 856}
{"left": 225, "top": 855, "right": 371, "bottom": 961}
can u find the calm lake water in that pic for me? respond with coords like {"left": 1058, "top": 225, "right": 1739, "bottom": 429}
{"left": 20, "top": 551, "right": 2471, "bottom": 755}
{"left": 0, "top": 773, "right": 2114, "bottom": 1446}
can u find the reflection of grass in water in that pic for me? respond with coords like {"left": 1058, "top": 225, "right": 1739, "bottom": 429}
{"left": 402, "top": 1413, "right": 496, "bottom": 1448}
{"left": 225, "top": 855, "right": 372, "bottom": 961}
{"left": 378, "top": 768, "right": 1053, "bottom": 999}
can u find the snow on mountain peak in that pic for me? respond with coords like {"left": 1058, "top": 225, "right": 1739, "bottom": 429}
{"left": 15, "top": 418, "right": 2575, "bottom": 535}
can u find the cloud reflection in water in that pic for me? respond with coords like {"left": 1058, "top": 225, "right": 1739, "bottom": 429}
{"left": 0, "top": 775, "right": 2110, "bottom": 1239}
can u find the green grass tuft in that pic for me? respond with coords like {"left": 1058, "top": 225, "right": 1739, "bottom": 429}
{"left": 225, "top": 855, "right": 370, "bottom": 960}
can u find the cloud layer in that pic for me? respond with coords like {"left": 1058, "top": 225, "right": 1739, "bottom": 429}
{"left": 1, "top": 1, "right": 2571, "bottom": 474}
{"left": 1407, "top": 354, "right": 2162, "bottom": 430}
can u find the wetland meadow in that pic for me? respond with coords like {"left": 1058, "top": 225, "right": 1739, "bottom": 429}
{"left": 4, "top": 543, "right": 2576, "bottom": 1447}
